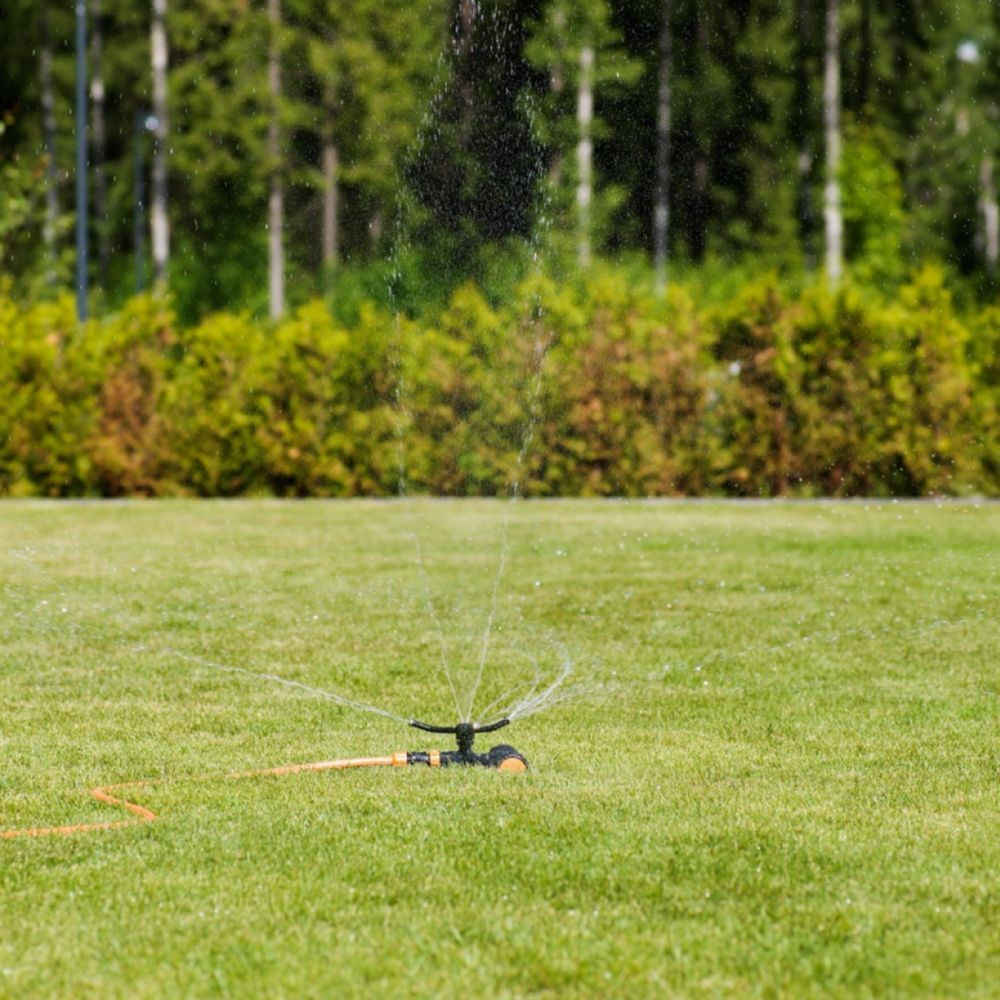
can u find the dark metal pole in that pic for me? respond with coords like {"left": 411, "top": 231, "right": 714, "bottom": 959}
{"left": 75, "top": 0, "right": 89, "bottom": 321}
{"left": 134, "top": 111, "right": 147, "bottom": 293}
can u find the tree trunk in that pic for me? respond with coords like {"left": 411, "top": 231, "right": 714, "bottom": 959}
{"left": 981, "top": 157, "right": 999, "bottom": 273}
{"left": 322, "top": 140, "right": 338, "bottom": 269}
{"left": 548, "top": 4, "right": 566, "bottom": 191}
{"left": 320, "top": 35, "right": 338, "bottom": 275}
{"left": 134, "top": 110, "right": 147, "bottom": 293}
{"left": 690, "top": 5, "right": 708, "bottom": 262}
{"left": 40, "top": 5, "right": 59, "bottom": 285}
{"left": 454, "top": 0, "right": 475, "bottom": 143}
{"left": 267, "top": 0, "right": 285, "bottom": 319}
{"left": 823, "top": 0, "right": 842, "bottom": 286}
{"left": 794, "top": 0, "right": 815, "bottom": 268}
{"left": 150, "top": 0, "right": 170, "bottom": 289}
{"left": 654, "top": 0, "right": 672, "bottom": 298}
{"left": 369, "top": 209, "right": 383, "bottom": 248}
{"left": 75, "top": 0, "right": 88, "bottom": 320}
{"left": 858, "top": 0, "right": 872, "bottom": 112}
{"left": 576, "top": 45, "right": 594, "bottom": 269}
{"left": 90, "top": 0, "right": 108, "bottom": 289}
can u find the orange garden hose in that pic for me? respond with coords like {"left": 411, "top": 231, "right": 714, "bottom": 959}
{"left": 2, "top": 720, "right": 528, "bottom": 840}
{"left": 0, "top": 753, "right": 410, "bottom": 840}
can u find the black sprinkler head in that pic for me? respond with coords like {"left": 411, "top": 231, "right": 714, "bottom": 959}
{"left": 406, "top": 718, "right": 527, "bottom": 771}
{"left": 454, "top": 722, "right": 475, "bottom": 754}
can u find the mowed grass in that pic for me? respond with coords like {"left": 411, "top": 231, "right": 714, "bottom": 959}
{"left": 1, "top": 499, "right": 997, "bottom": 998}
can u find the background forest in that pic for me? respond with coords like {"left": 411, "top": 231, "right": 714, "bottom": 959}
{"left": 0, "top": 0, "right": 998, "bottom": 497}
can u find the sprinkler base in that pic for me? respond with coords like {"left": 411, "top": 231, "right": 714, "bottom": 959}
{"left": 405, "top": 718, "right": 528, "bottom": 771}
{"left": 405, "top": 744, "right": 528, "bottom": 771}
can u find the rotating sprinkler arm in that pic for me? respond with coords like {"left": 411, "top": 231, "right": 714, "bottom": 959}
{"left": 407, "top": 718, "right": 510, "bottom": 735}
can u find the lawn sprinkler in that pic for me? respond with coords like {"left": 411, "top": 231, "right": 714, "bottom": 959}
{"left": 1, "top": 718, "right": 528, "bottom": 841}
{"left": 405, "top": 717, "right": 528, "bottom": 772}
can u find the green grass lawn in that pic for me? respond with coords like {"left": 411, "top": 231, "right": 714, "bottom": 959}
{"left": 1, "top": 499, "right": 997, "bottom": 998}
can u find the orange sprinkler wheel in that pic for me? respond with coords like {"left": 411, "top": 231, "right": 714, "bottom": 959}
{"left": 498, "top": 756, "right": 528, "bottom": 773}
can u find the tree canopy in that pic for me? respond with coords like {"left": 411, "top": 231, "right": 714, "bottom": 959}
{"left": 0, "top": 0, "right": 996, "bottom": 319}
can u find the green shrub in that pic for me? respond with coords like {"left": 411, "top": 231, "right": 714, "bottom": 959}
{"left": 87, "top": 295, "right": 177, "bottom": 496}
{"left": 158, "top": 310, "right": 269, "bottom": 496}
{"left": 535, "top": 273, "right": 714, "bottom": 496}
{"left": 841, "top": 122, "right": 907, "bottom": 289}
{"left": 709, "top": 280, "right": 800, "bottom": 495}
{"left": 0, "top": 271, "right": 993, "bottom": 498}
{"left": 257, "top": 302, "right": 396, "bottom": 496}
{"left": 707, "top": 268, "right": 987, "bottom": 496}
{"left": 968, "top": 304, "right": 1000, "bottom": 493}
{"left": 0, "top": 289, "right": 99, "bottom": 496}
{"left": 876, "top": 268, "right": 980, "bottom": 494}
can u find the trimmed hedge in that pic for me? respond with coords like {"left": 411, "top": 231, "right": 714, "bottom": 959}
{"left": 1, "top": 268, "right": 996, "bottom": 497}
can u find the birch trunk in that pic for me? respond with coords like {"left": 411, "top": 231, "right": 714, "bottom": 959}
{"left": 654, "top": 0, "right": 672, "bottom": 298}
{"left": 454, "top": 0, "right": 475, "bottom": 143}
{"left": 823, "top": 0, "right": 843, "bottom": 285}
{"left": 548, "top": 5, "right": 566, "bottom": 191}
{"left": 150, "top": 0, "right": 170, "bottom": 288}
{"left": 91, "top": 0, "right": 108, "bottom": 288}
{"left": 858, "top": 0, "right": 872, "bottom": 111}
{"left": 321, "top": 39, "right": 338, "bottom": 273}
{"left": 322, "top": 140, "right": 338, "bottom": 269}
{"left": 577, "top": 45, "right": 594, "bottom": 269}
{"left": 267, "top": 0, "right": 285, "bottom": 319}
{"left": 75, "top": 0, "right": 88, "bottom": 320}
{"left": 40, "top": 5, "right": 59, "bottom": 284}
{"left": 795, "top": 0, "right": 815, "bottom": 268}
{"left": 981, "top": 157, "right": 999, "bottom": 273}
{"left": 369, "top": 210, "right": 383, "bottom": 247}
{"left": 690, "top": 6, "right": 708, "bottom": 261}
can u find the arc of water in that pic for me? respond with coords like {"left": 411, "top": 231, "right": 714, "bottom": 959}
{"left": 475, "top": 644, "right": 546, "bottom": 723}
{"left": 381, "top": 27, "right": 556, "bottom": 724}
{"left": 466, "top": 534, "right": 509, "bottom": 721}
{"left": 465, "top": 321, "right": 552, "bottom": 722}
{"left": 503, "top": 638, "right": 574, "bottom": 721}
{"left": 406, "top": 528, "right": 464, "bottom": 721}
{"left": 4, "top": 614, "right": 409, "bottom": 724}
{"left": 384, "top": 264, "right": 464, "bottom": 722}
{"left": 169, "top": 649, "right": 409, "bottom": 723}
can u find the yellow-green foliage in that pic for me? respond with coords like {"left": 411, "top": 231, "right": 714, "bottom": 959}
{"left": 0, "top": 290, "right": 99, "bottom": 496}
{"left": 88, "top": 295, "right": 176, "bottom": 495}
{"left": 710, "top": 268, "right": 993, "bottom": 496}
{"left": 534, "top": 275, "right": 713, "bottom": 496}
{"left": 0, "top": 269, "right": 994, "bottom": 497}
{"left": 968, "top": 302, "right": 1000, "bottom": 489}
{"left": 257, "top": 302, "right": 397, "bottom": 496}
